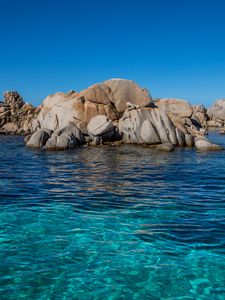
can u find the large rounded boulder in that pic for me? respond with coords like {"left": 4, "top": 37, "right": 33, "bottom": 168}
{"left": 87, "top": 115, "right": 115, "bottom": 145}
{"left": 104, "top": 79, "right": 152, "bottom": 114}
{"left": 34, "top": 79, "right": 151, "bottom": 135}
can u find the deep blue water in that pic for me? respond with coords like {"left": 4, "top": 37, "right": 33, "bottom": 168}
{"left": 1, "top": 132, "right": 225, "bottom": 299}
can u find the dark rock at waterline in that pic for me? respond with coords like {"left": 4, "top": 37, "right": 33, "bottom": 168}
{"left": 26, "top": 129, "right": 53, "bottom": 148}
{"left": 184, "top": 134, "right": 194, "bottom": 147}
{"left": 26, "top": 123, "right": 85, "bottom": 150}
{"left": 45, "top": 123, "right": 85, "bottom": 150}
{"left": 219, "top": 129, "right": 225, "bottom": 135}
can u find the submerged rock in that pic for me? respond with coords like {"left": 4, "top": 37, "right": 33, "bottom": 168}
{"left": 195, "top": 137, "right": 223, "bottom": 151}
{"left": 156, "top": 143, "right": 174, "bottom": 152}
{"left": 219, "top": 129, "right": 225, "bottom": 134}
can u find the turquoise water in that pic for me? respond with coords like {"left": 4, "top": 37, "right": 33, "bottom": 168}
{"left": 1, "top": 132, "right": 225, "bottom": 299}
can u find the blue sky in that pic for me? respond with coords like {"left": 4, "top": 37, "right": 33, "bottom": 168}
{"left": 0, "top": 0, "right": 225, "bottom": 107}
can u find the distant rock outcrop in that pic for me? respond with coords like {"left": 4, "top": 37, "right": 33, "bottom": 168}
{"left": 0, "top": 91, "right": 39, "bottom": 135}
{"left": 207, "top": 99, "right": 225, "bottom": 127}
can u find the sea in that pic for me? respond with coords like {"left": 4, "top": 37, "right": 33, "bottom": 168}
{"left": 0, "top": 131, "right": 225, "bottom": 300}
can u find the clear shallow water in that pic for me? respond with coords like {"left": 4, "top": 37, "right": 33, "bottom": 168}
{"left": 1, "top": 132, "right": 225, "bottom": 300}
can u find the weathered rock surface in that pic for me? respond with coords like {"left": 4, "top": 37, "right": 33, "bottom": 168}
{"left": 118, "top": 98, "right": 207, "bottom": 147}
{"left": 155, "top": 98, "right": 193, "bottom": 118}
{"left": 207, "top": 100, "right": 225, "bottom": 127}
{"left": 119, "top": 107, "right": 179, "bottom": 145}
{"left": 154, "top": 98, "right": 205, "bottom": 139}
{"left": 104, "top": 79, "right": 152, "bottom": 114}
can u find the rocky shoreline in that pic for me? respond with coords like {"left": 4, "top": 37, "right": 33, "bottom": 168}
{"left": 1, "top": 78, "right": 225, "bottom": 151}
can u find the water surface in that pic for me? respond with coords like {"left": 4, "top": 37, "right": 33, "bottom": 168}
{"left": 1, "top": 132, "right": 225, "bottom": 299}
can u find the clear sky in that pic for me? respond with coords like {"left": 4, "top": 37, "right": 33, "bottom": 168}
{"left": 0, "top": 0, "right": 225, "bottom": 107}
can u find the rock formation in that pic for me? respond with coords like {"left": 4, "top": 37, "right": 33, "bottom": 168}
{"left": 0, "top": 79, "right": 222, "bottom": 151}
{"left": 0, "top": 91, "right": 40, "bottom": 134}
{"left": 24, "top": 79, "right": 216, "bottom": 150}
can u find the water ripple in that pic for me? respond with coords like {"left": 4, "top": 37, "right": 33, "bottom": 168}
{"left": 1, "top": 132, "right": 225, "bottom": 299}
